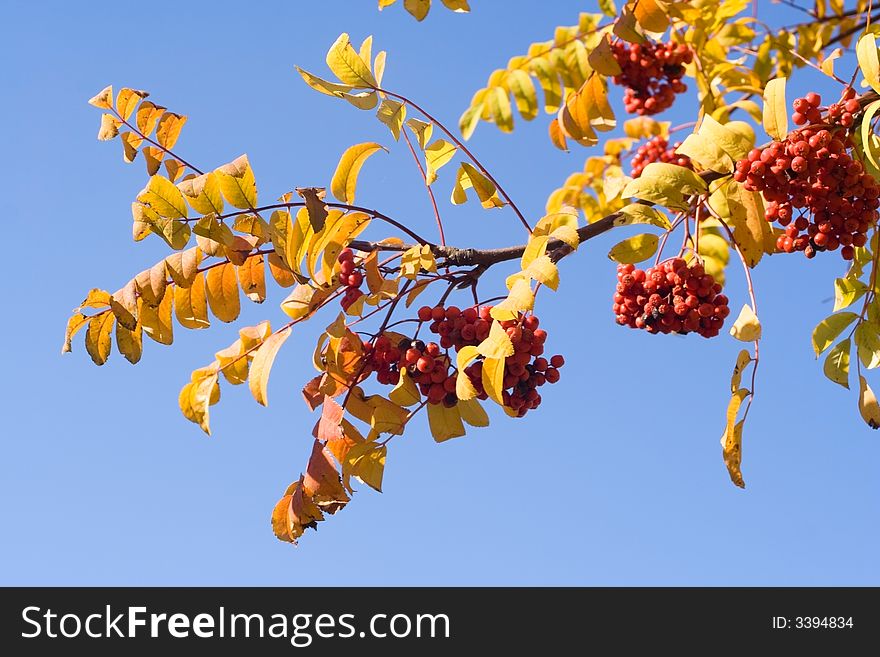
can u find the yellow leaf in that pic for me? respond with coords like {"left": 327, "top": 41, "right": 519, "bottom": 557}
{"left": 521, "top": 234, "right": 549, "bottom": 269}
{"left": 481, "top": 356, "right": 506, "bottom": 405}
{"left": 165, "top": 247, "right": 202, "bottom": 288}
{"left": 330, "top": 142, "right": 385, "bottom": 204}
{"left": 139, "top": 175, "right": 188, "bottom": 219}
{"left": 116, "top": 321, "right": 143, "bottom": 364}
{"left": 699, "top": 115, "right": 753, "bottom": 162}
{"left": 856, "top": 322, "right": 880, "bottom": 369}
{"left": 249, "top": 327, "right": 292, "bottom": 406}
{"left": 729, "top": 304, "right": 761, "bottom": 342}
{"left": 857, "top": 33, "right": 880, "bottom": 95}
{"left": 406, "top": 118, "right": 433, "bottom": 149}
{"left": 180, "top": 367, "right": 220, "bottom": 435}
{"left": 487, "top": 86, "right": 513, "bottom": 133}
{"left": 193, "top": 214, "right": 234, "bottom": 247}
{"left": 427, "top": 402, "right": 466, "bottom": 442}
{"left": 858, "top": 375, "right": 880, "bottom": 429}
{"left": 85, "top": 312, "right": 114, "bottom": 365}
{"left": 326, "top": 33, "right": 378, "bottom": 88}
{"left": 97, "top": 114, "right": 119, "bottom": 141}
{"left": 762, "top": 77, "right": 788, "bottom": 142}
{"left": 215, "top": 339, "right": 248, "bottom": 385}
{"left": 205, "top": 263, "right": 241, "bottom": 323}
{"left": 110, "top": 281, "right": 138, "bottom": 330}
{"left": 523, "top": 254, "right": 559, "bottom": 291}
{"left": 812, "top": 312, "right": 858, "bottom": 356}
{"left": 389, "top": 368, "right": 421, "bottom": 406}
{"left": 376, "top": 99, "right": 406, "bottom": 140}
{"left": 156, "top": 112, "right": 187, "bottom": 150}
{"left": 237, "top": 254, "right": 267, "bottom": 303}
{"left": 295, "top": 66, "right": 354, "bottom": 97}
{"left": 721, "top": 416, "right": 746, "bottom": 489}
{"left": 821, "top": 48, "right": 842, "bottom": 78}
{"left": 440, "top": 0, "right": 469, "bottom": 10}
{"left": 116, "top": 88, "right": 147, "bottom": 121}
{"left": 587, "top": 34, "right": 622, "bottom": 76}
{"left": 506, "top": 69, "right": 538, "bottom": 121}
{"left": 140, "top": 292, "right": 173, "bottom": 345}
{"left": 551, "top": 225, "right": 580, "bottom": 249}
{"left": 727, "top": 184, "right": 765, "bottom": 267}
{"left": 607, "top": 233, "right": 659, "bottom": 264}
{"left": 730, "top": 349, "right": 752, "bottom": 393}
{"left": 458, "top": 398, "right": 488, "bottom": 427}
{"left": 136, "top": 100, "right": 165, "bottom": 137}
{"left": 489, "top": 277, "right": 534, "bottom": 321}
{"left": 675, "top": 133, "right": 732, "bottom": 174}
{"left": 61, "top": 313, "right": 89, "bottom": 354}
{"left": 424, "top": 139, "right": 457, "bottom": 185}
{"left": 344, "top": 90, "right": 379, "bottom": 110}
{"left": 134, "top": 262, "right": 168, "bottom": 308}
{"left": 178, "top": 172, "right": 224, "bottom": 216}
{"left": 477, "top": 320, "right": 515, "bottom": 359}
{"left": 88, "top": 85, "right": 113, "bottom": 109}
{"left": 824, "top": 338, "right": 851, "bottom": 389}
{"left": 344, "top": 442, "right": 386, "bottom": 492}
{"left": 456, "top": 345, "right": 481, "bottom": 400}
{"left": 120, "top": 132, "right": 142, "bottom": 163}
{"left": 451, "top": 162, "right": 504, "bottom": 208}
{"left": 174, "top": 272, "right": 210, "bottom": 330}
{"left": 834, "top": 277, "right": 868, "bottom": 312}
{"left": 215, "top": 155, "right": 257, "bottom": 210}
{"left": 633, "top": 0, "right": 669, "bottom": 32}
{"left": 403, "top": 0, "right": 430, "bottom": 20}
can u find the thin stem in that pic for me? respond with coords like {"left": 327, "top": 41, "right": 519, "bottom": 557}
{"left": 205, "top": 201, "right": 433, "bottom": 245}
{"left": 111, "top": 108, "right": 205, "bottom": 176}
{"left": 402, "top": 127, "right": 446, "bottom": 246}
{"left": 377, "top": 88, "right": 533, "bottom": 234}
{"left": 712, "top": 213, "right": 761, "bottom": 418}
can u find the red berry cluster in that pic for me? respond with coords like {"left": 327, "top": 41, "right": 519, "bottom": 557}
{"left": 733, "top": 89, "right": 879, "bottom": 260}
{"left": 630, "top": 136, "right": 692, "bottom": 178}
{"left": 611, "top": 41, "right": 692, "bottom": 115}
{"left": 337, "top": 247, "right": 365, "bottom": 310}
{"left": 362, "top": 305, "right": 565, "bottom": 417}
{"left": 613, "top": 259, "right": 730, "bottom": 338}
{"left": 417, "top": 304, "right": 491, "bottom": 349}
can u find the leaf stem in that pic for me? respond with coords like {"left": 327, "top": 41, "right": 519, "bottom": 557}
{"left": 376, "top": 87, "right": 533, "bottom": 234}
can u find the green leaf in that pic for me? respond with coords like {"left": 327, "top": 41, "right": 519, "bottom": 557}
{"left": 823, "top": 338, "right": 851, "bottom": 389}
{"left": 762, "top": 77, "right": 788, "bottom": 141}
{"left": 812, "top": 312, "right": 858, "bottom": 356}
{"left": 607, "top": 233, "right": 659, "bottom": 264}
{"left": 330, "top": 142, "right": 386, "bottom": 204}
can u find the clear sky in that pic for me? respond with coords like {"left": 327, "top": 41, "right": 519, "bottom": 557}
{"left": 1, "top": 0, "right": 877, "bottom": 585}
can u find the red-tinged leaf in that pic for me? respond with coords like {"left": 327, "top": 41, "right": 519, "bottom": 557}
{"left": 303, "top": 439, "right": 350, "bottom": 514}
{"left": 316, "top": 397, "right": 345, "bottom": 442}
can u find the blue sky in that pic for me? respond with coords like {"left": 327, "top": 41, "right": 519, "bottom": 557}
{"left": 1, "top": 0, "right": 877, "bottom": 585}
